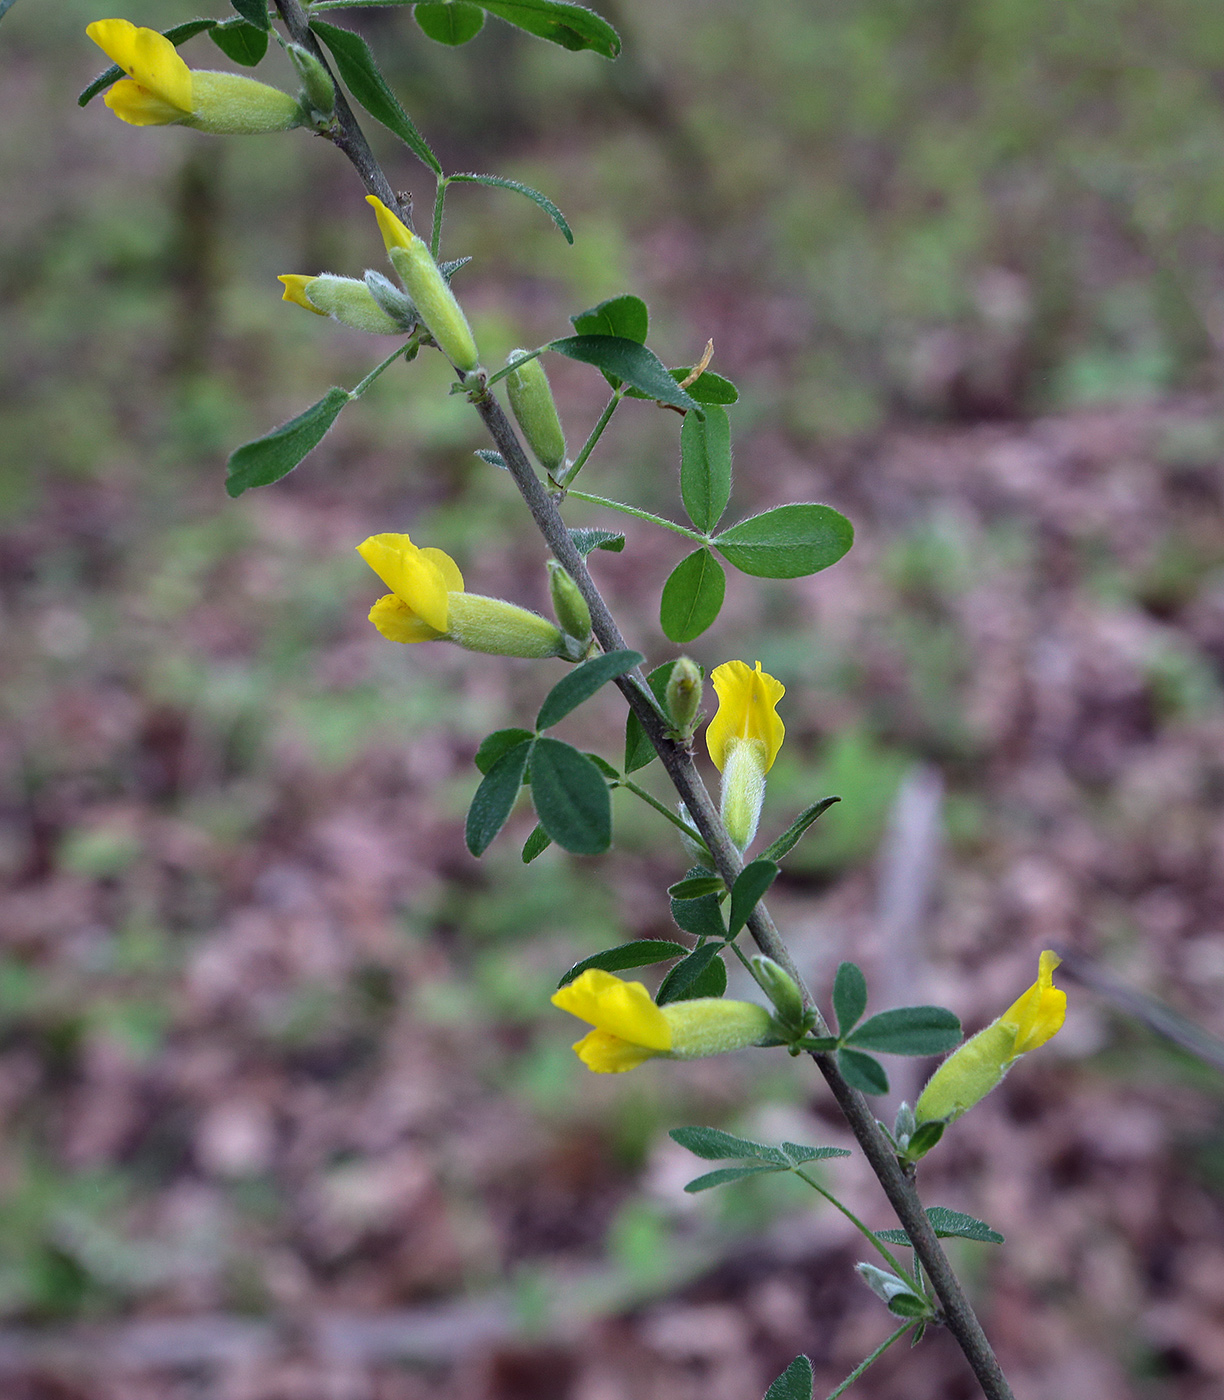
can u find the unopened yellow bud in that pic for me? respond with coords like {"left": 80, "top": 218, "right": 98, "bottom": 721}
{"left": 751, "top": 956, "right": 805, "bottom": 1032}
{"left": 366, "top": 196, "right": 479, "bottom": 372}
{"left": 278, "top": 274, "right": 405, "bottom": 334}
{"left": 505, "top": 350, "right": 567, "bottom": 473}
{"left": 915, "top": 952, "right": 1067, "bottom": 1127}
{"left": 707, "top": 660, "right": 785, "bottom": 852}
{"left": 547, "top": 561, "right": 591, "bottom": 644}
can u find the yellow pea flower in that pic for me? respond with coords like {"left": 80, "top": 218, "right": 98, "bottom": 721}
{"left": 356, "top": 533, "right": 567, "bottom": 658}
{"left": 551, "top": 969, "right": 773, "bottom": 1073}
{"left": 915, "top": 951, "right": 1067, "bottom": 1127}
{"left": 87, "top": 19, "right": 303, "bottom": 134}
{"left": 365, "top": 196, "right": 480, "bottom": 372}
{"left": 705, "top": 660, "right": 785, "bottom": 851}
{"left": 277, "top": 274, "right": 406, "bottom": 334}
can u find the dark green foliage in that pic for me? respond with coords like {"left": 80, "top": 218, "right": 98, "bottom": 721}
{"left": 832, "top": 961, "right": 868, "bottom": 1035}
{"left": 659, "top": 548, "right": 725, "bottom": 642}
{"left": 764, "top": 1355, "right": 813, "bottom": 1400}
{"left": 465, "top": 738, "right": 533, "bottom": 855}
{"left": 478, "top": 0, "right": 621, "bottom": 57}
{"left": 667, "top": 875, "right": 723, "bottom": 900}
{"left": 535, "top": 650, "right": 642, "bottom": 729}
{"left": 680, "top": 404, "right": 732, "bottom": 533}
{"left": 714, "top": 503, "right": 854, "bottom": 578}
{"left": 570, "top": 528, "right": 625, "bottom": 557}
{"left": 727, "top": 859, "right": 778, "bottom": 937}
{"left": 415, "top": 1, "right": 486, "bottom": 45}
{"left": 229, "top": 0, "right": 270, "bottom": 28}
{"left": 210, "top": 18, "right": 268, "bottom": 65}
{"left": 549, "top": 337, "right": 700, "bottom": 412}
{"left": 876, "top": 1207, "right": 1004, "bottom": 1247}
{"left": 449, "top": 173, "right": 572, "bottom": 242}
{"left": 759, "top": 797, "right": 841, "bottom": 863}
{"left": 845, "top": 1006, "right": 962, "bottom": 1056}
{"left": 655, "top": 943, "right": 726, "bottom": 1004}
{"left": 225, "top": 388, "right": 350, "bottom": 497}
{"left": 474, "top": 728, "right": 535, "bottom": 774}
{"left": 624, "top": 661, "right": 676, "bottom": 772}
{"left": 528, "top": 738, "right": 612, "bottom": 853}
{"left": 310, "top": 20, "right": 441, "bottom": 173}
{"left": 558, "top": 940, "right": 689, "bottom": 987}
{"left": 837, "top": 1047, "right": 889, "bottom": 1095}
{"left": 521, "top": 824, "right": 551, "bottom": 862}
{"left": 571, "top": 294, "right": 648, "bottom": 342}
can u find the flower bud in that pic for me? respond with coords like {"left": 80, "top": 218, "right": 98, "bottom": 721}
{"left": 187, "top": 72, "right": 305, "bottom": 136}
{"left": 915, "top": 951, "right": 1066, "bottom": 1128}
{"left": 364, "top": 270, "right": 418, "bottom": 329}
{"left": 279, "top": 274, "right": 405, "bottom": 334}
{"left": 444, "top": 594, "right": 567, "bottom": 658}
{"left": 751, "top": 956, "right": 806, "bottom": 1033}
{"left": 366, "top": 196, "right": 479, "bottom": 372}
{"left": 547, "top": 561, "right": 591, "bottom": 645}
{"left": 665, "top": 656, "right": 703, "bottom": 737}
{"left": 286, "top": 43, "right": 335, "bottom": 119}
{"left": 505, "top": 350, "right": 567, "bottom": 474}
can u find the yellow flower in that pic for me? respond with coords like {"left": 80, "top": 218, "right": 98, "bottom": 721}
{"left": 356, "top": 533, "right": 567, "bottom": 658}
{"left": 705, "top": 660, "right": 785, "bottom": 851}
{"left": 365, "top": 196, "right": 480, "bottom": 372}
{"left": 706, "top": 661, "right": 785, "bottom": 773}
{"left": 551, "top": 969, "right": 774, "bottom": 1074}
{"left": 87, "top": 19, "right": 303, "bottom": 134}
{"left": 87, "top": 19, "right": 193, "bottom": 126}
{"left": 278, "top": 275, "right": 327, "bottom": 317}
{"left": 915, "top": 951, "right": 1067, "bottom": 1126}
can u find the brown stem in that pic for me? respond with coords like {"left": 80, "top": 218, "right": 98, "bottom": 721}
{"left": 273, "top": 0, "right": 417, "bottom": 229}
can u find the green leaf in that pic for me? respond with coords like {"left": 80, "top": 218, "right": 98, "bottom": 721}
{"left": 780, "top": 1142, "right": 851, "bottom": 1165}
{"left": 449, "top": 172, "right": 572, "bottom": 243}
{"left": 465, "top": 738, "right": 533, "bottom": 856}
{"left": 548, "top": 336, "right": 700, "bottom": 413}
{"left": 535, "top": 649, "right": 642, "bottom": 730}
{"left": 669, "top": 1126, "right": 789, "bottom": 1165}
{"left": 79, "top": 20, "right": 218, "bottom": 106}
{"left": 683, "top": 1163, "right": 785, "bottom": 1193}
{"left": 521, "top": 823, "right": 551, "bottom": 862}
{"left": 660, "top": 548, "right": 725, "bottom": 643}
{"left": 475, "top": 449, "right": 507, "bottom": 469}
{"left": 229, "top": 0, "right": 270, "bottom": 29}
{"left": 475, "top": 727, "right": 536, "bottom": 775}
{"left": 876, "top": 1207, "right": 1003, "bottom": 1247}
{"left": 626, "top": 366, "right": 739, "bottom": 405}
{"left": 759, "top": 797, "right": 841, "bottom": 864}
{"left": 838, "top": 1048, "right": 889, "bottom": 1095}
{"left": 570, "top": 528, "right": 626, "bottom": 557}
{"left": 727, "top": 859, "right": 778, "bottom": 937}
{"left": 624, "top": 661, "right": 676, "bottom": 773}
{"left": 310, "top": 20, "right": 442, "bottom": 174}
{"left": 764, "top": 1355, "right": 814, "bottom": 1400}
{"left": 584, "top": 752, "right": 620, "bottom": 782}
{"left": 0, "top": 0, "right": 24, "bottom": 21}
{"left": 903, "top": 1120, "right": 946, "bottom": 1160}
{"left": 670, "top": 876, "right": 726, "bottom": 940}
{"left": 479, "top": 0, "right": 620, "bottom": 57}
{"left": 667, "top": 875, "right": 723, "bottom": 900}
{"left": 656, "top": 943, "right": 726, "bottom": 1004}
{"left": 225, "top": 387, "right": 350, "bottom": 497}
{"left": 714, "top": 503, "right": 854, "bottom": 579}
{"left": 529, "top": 738, "right": 612, "bottom": 854}
{"left": 680, "top": 404, "right": 732, "bottom": 534}
{"left": 558, "top": 939, "right": 689, "bottom": 987}
{"left": 415, "top": 0, "right": 486, "bottom": 44}
{"left": 210, "top": 16, "right": 268, "bottom": 64}
{"left": 570, "top": 294, "right": 648, "bottom": 343}
{"left": 845, "top": 1006, "right": 962, "bottom": 1056}
{"left": 832, "top": 961, "right": 868, "bottom": 1036}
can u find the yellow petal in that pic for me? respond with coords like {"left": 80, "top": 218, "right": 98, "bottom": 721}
{"left": 356, "top": 534, "right": 450, "bottom": 634}
{"left": 1000, "top": 950, "right": 1067, "bottom": 1056}
{"left": 418, "top": 546, "right": 464, "bottom": 594}
{"left": 365, "top": 194, "right": 416, "bottom": 254}
{"left": 551, "top": 970, "right": 672, "bottom": 1052}
{"left": 101, "top": 79, "right": 188, "bottom": 126}
{"left": 571, "top": 1029, "right": 658, "bottom": 1073}
{"left": 706, "top": 660, "right": 785, "bottom": 773}
{"left": 368, "top": 595, "right": 444, "bottom": 644}
{"left": 278, "top": 275, "right": 327, "bottom": 315}
{"left": 87, "top": 19, "right": 193, "bottom": 114}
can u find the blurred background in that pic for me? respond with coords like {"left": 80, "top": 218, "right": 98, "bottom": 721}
{"left": 3, "top": 0, "right": 1224, "bottom": 1395}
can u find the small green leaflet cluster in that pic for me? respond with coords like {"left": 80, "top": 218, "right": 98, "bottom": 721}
{"left": 667, "top": 1125, "right": 851, "bottom": 1194}
{"left": 466, "top": 650, "right": 642, "bottom": 858}
{"left": 795, "top": 961, "right": 962, "bottom": 1095}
